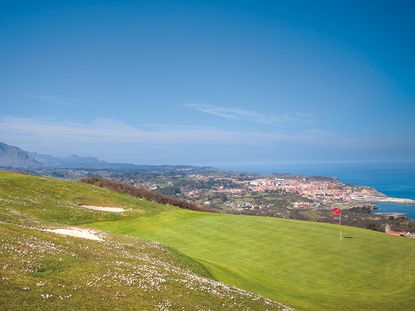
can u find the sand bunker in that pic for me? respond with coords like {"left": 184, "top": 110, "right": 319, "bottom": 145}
{"left": 44, "top": 228, "right": 104, "bottom": 241}
{"left": 80, "top": 205, "right": 126, "bottom": 213}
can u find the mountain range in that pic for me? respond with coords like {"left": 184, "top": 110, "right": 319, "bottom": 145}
{"left": 0, "top": 141, "right": 214, "bottom": 171}
{"left": 0, "top": 141, "right": 140, "bottom": 169}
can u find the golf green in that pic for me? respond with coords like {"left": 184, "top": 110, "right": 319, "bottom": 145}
{"left": 92, "top": 207, "right": 415, "bottom": 311}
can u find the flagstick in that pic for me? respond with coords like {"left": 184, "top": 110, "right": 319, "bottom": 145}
{"left": 339, "top": 212, "right": 343, "bottom": 241}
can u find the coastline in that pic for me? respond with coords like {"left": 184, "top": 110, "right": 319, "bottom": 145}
{"left": 372, "top": 197, "right": 415, "bottom": 204}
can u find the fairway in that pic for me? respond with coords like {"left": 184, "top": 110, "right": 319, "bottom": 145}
{"left": 92, "top": 207, "right": 415, "bottom": 311}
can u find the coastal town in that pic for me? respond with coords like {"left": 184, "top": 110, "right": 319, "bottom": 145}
{"left": 180, "top": 173, "right": 415, "bottom": 211}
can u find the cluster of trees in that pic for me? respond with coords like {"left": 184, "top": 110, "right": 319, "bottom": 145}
{"left": 80, "top": 177, "right": 216, "bottom": 213}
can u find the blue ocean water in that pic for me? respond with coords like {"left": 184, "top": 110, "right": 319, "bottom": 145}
{"left": 219, "top": 162, "right": 415, "bottom": 220}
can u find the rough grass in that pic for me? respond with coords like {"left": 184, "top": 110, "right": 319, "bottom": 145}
{"left": 0, "top": 171, "right": 289, "bottom": 310}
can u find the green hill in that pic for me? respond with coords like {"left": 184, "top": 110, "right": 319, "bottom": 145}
{"left": 0, "top": 171, "right": 288, "bottom": 310}
{"left": 1, "top": 171, "right": 415, "bottom": 310}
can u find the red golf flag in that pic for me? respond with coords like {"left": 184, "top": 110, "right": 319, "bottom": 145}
{"left": 331, "top": 208, "right": 341, "bottom": 216}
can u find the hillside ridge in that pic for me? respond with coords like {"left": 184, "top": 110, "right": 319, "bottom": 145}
{"left": 0, "top": 171, "right": 291, "bottom": 310}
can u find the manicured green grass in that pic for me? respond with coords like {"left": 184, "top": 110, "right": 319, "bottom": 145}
{"left": 92, "top": 207, "right": 415, "bottom": 311}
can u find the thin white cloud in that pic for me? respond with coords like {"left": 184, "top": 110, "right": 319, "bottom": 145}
{"left": 185, "top": 103, "right": 312, "bottom": 124}
{"left": 1, "top": 117, "right": 411, "bottom": 163}
{"left": 0, "top": 117, "right": 333, "bottom": 146}
{"left": 28, "top": 95, "right": 83, "bottom": 106}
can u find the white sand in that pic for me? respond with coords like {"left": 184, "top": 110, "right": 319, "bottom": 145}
{"left": 44, "top": 228, "right": 104, "bottom": 241}
{"left": 80, "top": 205, "right": 126, "bottom": 213}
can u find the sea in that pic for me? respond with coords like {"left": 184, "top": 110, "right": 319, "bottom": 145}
{"left": 218, "top": 162, "right": 415, "bottom": 220}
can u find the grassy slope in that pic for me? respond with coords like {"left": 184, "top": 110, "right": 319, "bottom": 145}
{"left": 0, "top": 171, "right": 287, "bottom": 311}
{"left": 91, "top": 201, "right": 415, "bottom": 311}
{"left": 2, "top": 171, "right": 415, "bottom": 310}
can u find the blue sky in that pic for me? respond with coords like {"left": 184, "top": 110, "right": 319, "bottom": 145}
{"left": 1, "top": 0, "right": 414, "bottom": 166}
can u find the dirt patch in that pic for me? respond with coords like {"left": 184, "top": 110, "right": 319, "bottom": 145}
{"left": 80, "top": 205, "right": 126, "bottom": 213}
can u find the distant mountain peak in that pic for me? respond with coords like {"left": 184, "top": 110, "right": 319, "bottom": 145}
{"left": 0, "top": 142, "right": 41, "bottom": 168}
